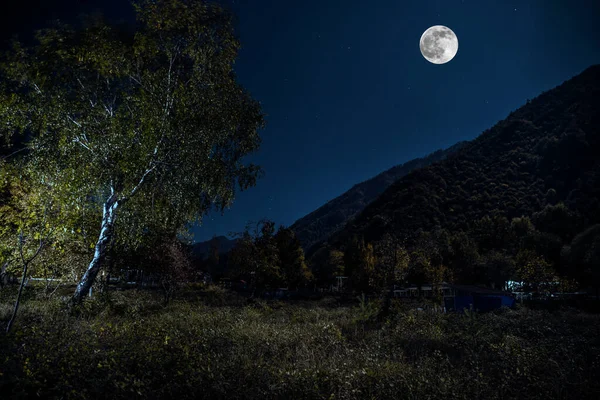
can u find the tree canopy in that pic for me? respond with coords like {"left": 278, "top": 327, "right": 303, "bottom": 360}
{"left": 0, "top": 0, "right": 264, "bottom": 301}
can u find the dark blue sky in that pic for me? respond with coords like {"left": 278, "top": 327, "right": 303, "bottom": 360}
{"left": 196, "top": 0, "right": 600, "bottom": 242}
{"left": 2, "top": 1, "right": 599, "bottom": 243}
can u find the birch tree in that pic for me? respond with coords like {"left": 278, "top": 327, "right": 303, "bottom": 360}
{"left": 0, "top": 0, "right": 264, "bottom": 303}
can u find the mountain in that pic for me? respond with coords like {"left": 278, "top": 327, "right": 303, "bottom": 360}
{"left": 290, "top": 141, "right": 467, "bottom": 251}
{"left": 192, "top": 235, "right": 237, "bottom": 260}
{"left": 327, "top": 65, "right": 600, "bottom": 248}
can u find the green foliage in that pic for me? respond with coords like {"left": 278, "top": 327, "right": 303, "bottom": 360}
{"left": 0, "top": 0, "right": 264, "bottom": 297}
{"left": 353, "top": 293, "right": 380, "bottom": 324}
{"left": 515, "top": 250, "right": 557, "bottom": 293}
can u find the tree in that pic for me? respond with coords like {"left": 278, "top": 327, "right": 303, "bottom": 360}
{"left": 447, "top": 231, "right": 480, "bottom": 284}
{"left": 6, "top": 227, "right": 47, "bottom": 333}
{"left": 374, "top": 233, "right": 409, "bottom": 314}
{"left": 343, "top": 236, "right": 375, "bottom": 293}
{"left": 472, "top": 215, "right": 514, "bottom": 253}
{"left": 562, "top": 224, "right": 600, "bottom": 298}
{"left": 0, "top": 160, "right": 88, "bottom": 285}
{"left": 0, "top": 0, "right": 264, "bottom": 303}
{"left": 308, "top": 246, "right": 344, "bottom": 288}
{"left": 275, "top": 226, "right": 311, "bottom": 289}
{"left": 532, "top": 203, "right": 581, "bottom": 243}
{"left": 147, "top": 238, "right": 193, "bottom": 305}
{"left": 481, "top": 250, "right": 515, "bottom": 290}
{"left": 0, "top": 164, "right": 54, "bottom": 333}
{"left": 229, "top": 220, "right": 281, "bottom": 292}
{"left": 207, "top": 236, "right": 221, "bottom": 279}
{"left": 515, "top": 250, "right": 556, "bottom": 294}
{"left": 510, "top": 216, "right": 535, "bottom": 250}
{"left": 373, "top": 233, "right": 409, "bottom": 289}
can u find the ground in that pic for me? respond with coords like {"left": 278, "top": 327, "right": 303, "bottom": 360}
{"left": 1, "top": 285, "right": 599, "bottom": 399}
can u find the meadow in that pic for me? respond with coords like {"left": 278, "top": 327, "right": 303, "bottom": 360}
{"left": 1, "top": 286, "right": 599, "bottom": 400}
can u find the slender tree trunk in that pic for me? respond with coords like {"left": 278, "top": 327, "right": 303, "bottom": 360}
{"left": 7, "top": 235, "right": 44, "bottom": 334}
{"left": 72, "top": 194, "right": 119, "bottom": 304}
{"left": 6, "top": 261, "right": 30, "bottom": 334}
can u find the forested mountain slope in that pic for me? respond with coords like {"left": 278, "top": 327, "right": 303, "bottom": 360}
{"left": 330, "top": 65, "right": 600, "bottom": 247}
{"left": 291, "top": 141, "right": 467, "bottom": 250}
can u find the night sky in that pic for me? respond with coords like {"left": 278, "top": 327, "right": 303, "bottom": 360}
{"left": 2, "top": 0, "right": 600, "bottom": 243}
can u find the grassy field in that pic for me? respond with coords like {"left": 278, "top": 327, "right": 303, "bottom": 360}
{"left": 1, "top": 285, "right": 599, "bottom": 400}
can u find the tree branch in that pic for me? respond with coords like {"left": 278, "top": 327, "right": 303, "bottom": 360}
{"left": 125, "top": 164, "right": 157, "bottom": 201}
{"left": 0, "top": 147, "right": 27, "bottom": 161}
{"left": 67, "top": 115, "right": 82, "bottom": 128}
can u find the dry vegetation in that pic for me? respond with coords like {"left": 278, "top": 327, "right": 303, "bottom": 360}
{"left": 1, "top": 286, "right": 599, "bottom": 399}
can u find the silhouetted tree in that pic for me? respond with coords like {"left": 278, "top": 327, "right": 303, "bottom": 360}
{"left": 562, "top": 224, "right": 600, "bottom": 298}
{"left": 309, "top": 247, "right": 344, "bottom": 288}
{"left": 275, "top": 226, "right": 312, "bottom": 289}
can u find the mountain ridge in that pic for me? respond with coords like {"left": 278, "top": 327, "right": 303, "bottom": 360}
{"left": 325, "top": 64, "right": 600, "bottom": 248}
{"left": 290, "top": 140, "right": 468, "bottom": 251}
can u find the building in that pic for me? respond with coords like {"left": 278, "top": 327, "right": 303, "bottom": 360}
{"left": 393, "top": 283, "right": 515, "bottom": 312}
{"left": 444, "top": 284, "right": 515, "bottom": 312}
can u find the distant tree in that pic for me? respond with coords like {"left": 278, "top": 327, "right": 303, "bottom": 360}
{"left": 342, "top": 236, "right": 362, "bottom": 286}
{"left": 532, "top": 203, "right": 581, "bottom": 243}
{"left": 255, "top": 220, "right": 281, "bottom": 288}
{"left": 515, "top": 250, "right": 556, "bottom": 294}
{"left": 447, "top": 231, "right": 481, "bottom": 284}
{"left": 373, "top": 233, "right": 409, "bottom": 288}
{"left": 562, "top": 224, "right": 600, "bottom": 298}
{"left": 275, "top": 226, "right": 311, "bottom": 289}
{"left": 229, "top": 231, "right": 258, "bottom": 285}
{"left": 344, "top": 236, "right": 375, "bottom": 292}
{"left": 327, "top": 249, "right": 346, "bottom": 281}
{"left": 309, "top": 247, "right": 344, "bottom": 288}
{"left": 229, "top": 220, "right": 281, "bottom": 292}
{"left": 472, "top": 215, "right": 514, "bottom": 253}
{"left": 0, "top": 0, "right": 264, "bottom": 304}
{"left": 510, "top": 216, "right": 535, "bottom": 247}
{"left": 481, "top": 250, "right": 515, "bottom": 290}
{"left": 146, "top": 237, "right": 193, "bottom": 305}
{"left": 207, "top": 236, "right": 221, "bottom": 279}
{"left": 374, "top": 233, "right": 409, "bottom": 313}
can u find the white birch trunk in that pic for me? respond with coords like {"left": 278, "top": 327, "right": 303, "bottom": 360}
{"left": 72, "top": 193, "right": 119, "bottom": 303}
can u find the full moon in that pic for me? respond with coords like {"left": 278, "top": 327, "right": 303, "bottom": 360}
{"left": 419, "top": 25, "right": 458, "bottom": 64}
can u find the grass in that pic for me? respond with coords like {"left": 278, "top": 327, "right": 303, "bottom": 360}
{"left": 1, "top": 285, "right": 599, "bottom": 399}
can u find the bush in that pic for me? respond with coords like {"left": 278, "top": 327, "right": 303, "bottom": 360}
{"left": 1, "top": 288, "right": 599, "bottom": 399}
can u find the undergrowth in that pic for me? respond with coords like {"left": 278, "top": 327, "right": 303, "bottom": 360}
{"left": 1, "top": 286, "right": 599, "bottom": 399}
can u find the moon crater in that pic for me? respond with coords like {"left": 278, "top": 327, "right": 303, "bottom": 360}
{"left": 420, "top": 25, "right": 458, "bottom": 64}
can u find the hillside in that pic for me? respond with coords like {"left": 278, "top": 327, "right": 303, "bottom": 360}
{"left": 290, "top": 141, "right": 467, "bottom": 250}
{"left": 328, "top": 65, "right": 600, "bottom": 248}
{"left": 192, "top": 236, "right": 237, "bottom": 260}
